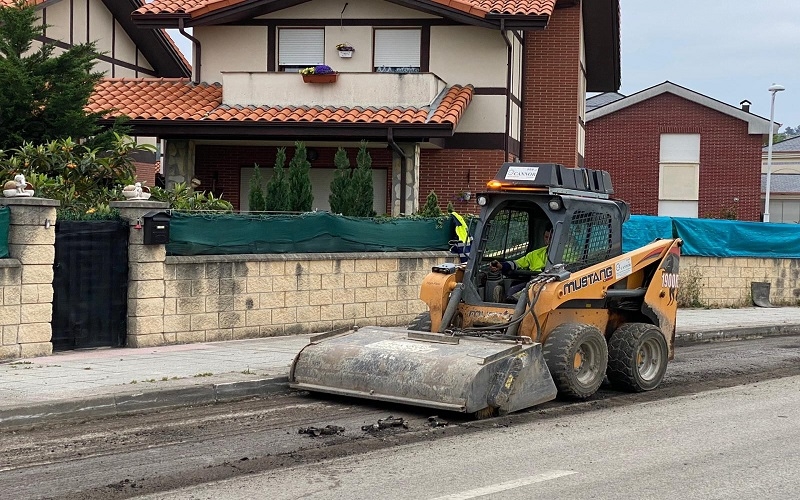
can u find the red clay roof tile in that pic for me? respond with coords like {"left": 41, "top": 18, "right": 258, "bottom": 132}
{"left": 133, "top": 0, "right": 555, "bottom": 18}
{"left": 88, "top": 78, "right": 474, "bottom": 127}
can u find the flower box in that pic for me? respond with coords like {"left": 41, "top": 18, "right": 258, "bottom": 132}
{"left": 302, "top": 73, "right": 338, "bottom": 84}
{"left": 338, "top": 50, "right": 354, "bottom": 58}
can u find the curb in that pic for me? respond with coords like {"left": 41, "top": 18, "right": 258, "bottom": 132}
{"left": 675, "top": 324, "right": 800, "bottom": 347}
{"left": 0, "top": 376, "right": 289, "bottom": 430}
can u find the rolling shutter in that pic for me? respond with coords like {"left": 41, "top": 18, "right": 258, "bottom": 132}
{"left": 278, "top": 29, "right": 324, "bottom": 66}
{"left": 374, "top": 29, "right": 421, "bottom": 68}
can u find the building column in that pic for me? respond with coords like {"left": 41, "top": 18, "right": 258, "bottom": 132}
{"left": 110, "top": 201, "right": 170, "bottom": 347}
{"left": 0, "top": 198, "right": 60, "bottom": 359}
{"left": 391, "top": 143, "right": 421, "bottom": 216}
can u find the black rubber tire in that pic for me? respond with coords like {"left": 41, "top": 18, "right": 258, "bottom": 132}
{"left": 408, "top": 311, "right": 432, "bottom": 332}
{"left": 542, "top": 323, "right": 608, "bottom": 400}
{"left": 607, "top": 322, "right": 668, "bottom": 392}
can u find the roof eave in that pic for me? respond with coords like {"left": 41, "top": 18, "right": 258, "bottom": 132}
{"left": 484, "top": 14, "right": 549, "bottom": 29}
{"left": 131, "top": 13, "right": 192, "bottom": 29}
{"left": 100, "top": 118, "right": 456, "bottom": 140}
{"left": 582, "top": 0, "right": 620, "bottom": 92}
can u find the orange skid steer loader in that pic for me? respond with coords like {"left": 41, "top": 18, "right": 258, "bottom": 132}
{"left": 290, "top": 163, "right": 682, "bottom": 418}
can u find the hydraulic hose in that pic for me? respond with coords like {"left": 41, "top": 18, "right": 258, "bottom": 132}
{"left": 437, "top": 283, "right": 464, "bottom": 333}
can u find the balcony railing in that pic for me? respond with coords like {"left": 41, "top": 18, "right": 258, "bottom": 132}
{"left": 221, "top": 71, "right": 447, "bottom": 109}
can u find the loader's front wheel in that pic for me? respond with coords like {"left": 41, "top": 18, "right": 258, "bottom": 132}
{"left": 607, "top": 323, "right": 668, "bottom": 392}
{"left": 542, "top": 323, "right": 608, "bottom": 399}
{"left": 409, "top": 311, "right": 432, "bottom": 332}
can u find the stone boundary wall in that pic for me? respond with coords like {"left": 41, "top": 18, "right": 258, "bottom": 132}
{"left": 681, "top": 256, "right": 800, "bottom": 307}
{"left": 1, "top": 196, "right": 799, "bottom": 360}
{"left": 128, "top": 252, "right": 449, "bottom": 347}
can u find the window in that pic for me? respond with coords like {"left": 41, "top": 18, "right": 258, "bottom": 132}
{"left": 278, "top": 28, "right": 324, "bottom": 72}
{"left": 374, "top": 29, "right": 421, "bottom": 73}
{"left": 658, "top": 133, "right": 700, "bottom": 217}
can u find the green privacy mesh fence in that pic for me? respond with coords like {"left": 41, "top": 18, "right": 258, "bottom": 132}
{"left": 0, "top": 207, "right": 8, "bottom": 258}
{"left": 166, "top": 212, "right": 455, "bottom": 256}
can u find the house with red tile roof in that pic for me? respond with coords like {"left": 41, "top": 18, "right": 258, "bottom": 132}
{"left": 1, "top": 0, "right": 191, "bottom": 185}
{"left": 88, "top": 0, "right": 621, "bottom": 214}
{"left": 585, "top": 81, "right": 774, "bottom": 222}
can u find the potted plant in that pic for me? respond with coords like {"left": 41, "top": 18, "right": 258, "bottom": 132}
{"left": 336, "top": 42, "right": 355, "bottom": 58}
{"left": 300, "top": 64, "right": 338, "bottom": 83}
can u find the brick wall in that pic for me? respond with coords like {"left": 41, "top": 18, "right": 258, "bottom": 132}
{"left": 585, "top": 93, "right": 764, "bottom": 221}
{"left": 419, "top": 149, "right": 506, "bottom": 211}
{"left": 522, "top": 3, "right": 581, "bottom": 166}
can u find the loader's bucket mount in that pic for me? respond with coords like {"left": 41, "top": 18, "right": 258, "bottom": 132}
{"left": 289, "top": 326, "right": 557, "bottom": 416}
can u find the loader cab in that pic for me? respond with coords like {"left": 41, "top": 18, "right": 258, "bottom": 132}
{"left": 462, "top": 163, "right": 628, "bottom": 305}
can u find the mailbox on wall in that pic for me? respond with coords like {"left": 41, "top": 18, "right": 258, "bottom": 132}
{"left": 142, "top": 211, "right": 170, "bottom": 245}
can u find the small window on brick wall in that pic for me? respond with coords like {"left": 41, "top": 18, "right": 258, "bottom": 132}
{"left": 278, "top": 28, "right": 324, "bottom": 72}
{"left": 658, "top": 134, "right": 700, "bottom": 218}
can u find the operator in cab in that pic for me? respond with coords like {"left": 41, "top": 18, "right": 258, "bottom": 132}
{"left": 489, "top": 222, "right": 552, "bottom": 276}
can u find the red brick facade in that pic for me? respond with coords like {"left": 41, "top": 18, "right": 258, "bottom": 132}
{"left": 522, "top": 3, "right": 582, "bottom": 167}
{"left": 585, "top": 93, "right": 764, "bottom": 221}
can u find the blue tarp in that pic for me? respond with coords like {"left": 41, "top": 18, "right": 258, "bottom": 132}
{"left": 622, "top": 215, "right": 674, "bottom": 253}
{"left": 623, "top": 215, "right": 800, "bottom": 258}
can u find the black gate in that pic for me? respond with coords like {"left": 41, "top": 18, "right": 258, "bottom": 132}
{"left": 52, "top": 220, "right": 129, "bottom": 350}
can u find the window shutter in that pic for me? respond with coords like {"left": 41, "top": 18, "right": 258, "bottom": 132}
{"left": 374, "top": 29, "right": 421, "bottom": 68}
{"left": 278, "top": 29, "right": 324, "bottom": 66}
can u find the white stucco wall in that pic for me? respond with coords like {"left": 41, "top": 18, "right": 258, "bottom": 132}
{"left": 198, "top": 26, "right": 269, "bottom": 84}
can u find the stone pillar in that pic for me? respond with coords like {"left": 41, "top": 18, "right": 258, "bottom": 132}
{"left": 391, "top": 143, "right": 421, "bottom": 216}
{"left": 110, "top": 200, "right": 169, "bottom": 347}
{"left": 0, "top": 197, "right": 60, "bottom": 359}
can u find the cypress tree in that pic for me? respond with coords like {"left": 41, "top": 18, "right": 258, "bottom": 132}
{"left": 419, "top": 190, "right": 442, "bottom": 217}
{"left": 0, "top": 1, "right": 106, "bottom": 149}
{"left": 329, "top": 147, "right": 351, "bottom": 214}
{"left": 265, "top": 147, "right": 290, "bottom": 211}
{"left": 350, "top": 141, "right": 374, "bottom": 217}
{"left": 287, "top": 141, "right": 314, "bottom": 212}
{"left": 248, "top": 163, "right": 266, "bottom": 212}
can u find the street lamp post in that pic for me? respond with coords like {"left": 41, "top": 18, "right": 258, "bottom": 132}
{"left": 764, "top": 83, "right": 785, "bottom": 223}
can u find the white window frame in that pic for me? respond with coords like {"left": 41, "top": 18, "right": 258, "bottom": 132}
{"left": 373, "top": 28, "right": 421, "bottom": 73}
{"left": 278, "top": 28, "right": 325, "bottom": 72}
{"left": 658, "top": 134, "right": 701, "bottom": 217}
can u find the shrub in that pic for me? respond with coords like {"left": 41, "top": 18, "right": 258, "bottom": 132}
{"left": 287, "top": 141, "right": 313, "bottom": 212}
{"left": 265, "top": 147, "right": 290, "bottom": 211}
{"left": 419, "top": 190, "right": 442, "bottom": 217}
{"left": 350, "top": 141, "right": 374, "bottom": 217}
{"left": 329, "top": 147, "right": 351, "bottom": 214}
{"left": 248, "top": 163, "right": 266, "bottom": 212}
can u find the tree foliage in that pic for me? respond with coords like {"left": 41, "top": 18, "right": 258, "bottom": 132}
{"left": 265, "top": 147, "right": 290, "bottom": 211}
{"left": 329, "top": 147, "right": 351, "bottom": 214}
{"left": 248, "top": 163, "right": 266, "bottom": 212}
{"left": 0, "top": 1, "right": 107, "bottom": 150}
{"left": 419, "top": 190, "right": 443, "bottom": 217}
{"left": 350, "top": 141, "right": 375, "bottom": 217}
{"left": 287, "top": 141, "right": 313, "bottom": 212}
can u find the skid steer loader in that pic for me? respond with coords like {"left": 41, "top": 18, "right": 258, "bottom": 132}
{"left": 289, "top": 163, "right": 682, "bottom": 418}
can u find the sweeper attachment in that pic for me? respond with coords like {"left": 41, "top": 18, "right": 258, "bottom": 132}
{"left": 289, "top": 163, "right": 682, "bottom": 417}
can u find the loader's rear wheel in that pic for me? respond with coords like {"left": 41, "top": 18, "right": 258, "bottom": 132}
{"left": 409, "top": 311, "right": 432, "bottom": 332}
{"left": 542, "top": 323, "right": 608, "bottom": 400}
{"left": 607, "top": 323, "right": 668, "bottom": 392}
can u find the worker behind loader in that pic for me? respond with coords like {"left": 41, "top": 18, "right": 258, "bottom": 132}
{"left": 290, "top": 162, "right": 682, "bottom": 418}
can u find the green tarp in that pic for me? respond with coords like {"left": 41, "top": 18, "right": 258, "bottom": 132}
{"left": 0, "top": 207, "right": 8, "bottom": 258}
{"left": 167, "top": 212, "right": 454, "bottom": 256}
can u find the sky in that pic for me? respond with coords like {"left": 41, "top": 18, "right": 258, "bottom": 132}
{"left": 167, "top": 0, "right": 800, "bottom": 130}
{"left": 617, "top": 0, "right": 800, "bottom": 131}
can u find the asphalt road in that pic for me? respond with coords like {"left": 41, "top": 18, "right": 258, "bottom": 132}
{"left": 2, "top": 334, "right": 799, "bottom": 500}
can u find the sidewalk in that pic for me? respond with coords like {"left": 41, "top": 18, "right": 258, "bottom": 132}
{"left": 2, "top": 307, "right": 799, "bottom": 428}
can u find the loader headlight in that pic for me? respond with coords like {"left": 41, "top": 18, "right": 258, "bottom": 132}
{"left": 548, "top": 197, "right": 562, "bottom": 211}
{"left": 477, "top": 195, "right": 488, "bottom": 206}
